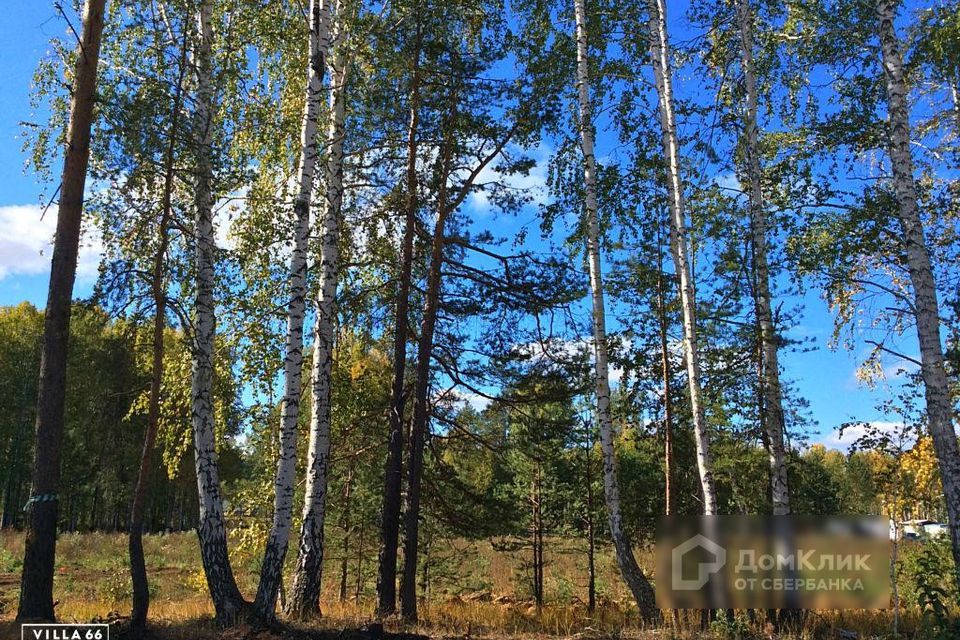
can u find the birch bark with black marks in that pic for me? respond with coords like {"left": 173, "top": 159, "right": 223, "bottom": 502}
{"left": 876, "top": 0, "right": 960, "bottom": 590}
{"left": 735, "top": 0, "right": 789, "bottom": 516}
{"left": 646, "top": 0, "right": 717, "bottom": 516}
{"left": 377, "top": 16, "right": 421, "bottom": 616}
{"left": 574, "top": 0, "right": 657, "bottom": 621}
{"left": 128, "top": 31, "right": 189, "bottom": 638}
{"left": 190, "top": 0, "right": 246, "bottom": 623}
{"left": 254, "top": 0, "right": 332, "bottom": 620}
{"left": 17, "top": 0, "right": 107, "bottom": 622}
{"left": 289, "top": 7, "right": 350, "bottom": 617}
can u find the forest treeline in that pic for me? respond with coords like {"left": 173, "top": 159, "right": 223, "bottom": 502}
{"left": 4, "top": 0, "right": 959, "bottom": 635}
{"left": 0, "top": 301, "right": 945, "bottom": 533}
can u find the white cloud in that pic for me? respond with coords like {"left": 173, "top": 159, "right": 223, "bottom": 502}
{"left": 0, "top": 204, "right": 103, "bottom": 283}
{"left": 214, "top": 187, "right": 250, "bottom": 251}
{"left": 882, "top": 356, "right": 920, "bottom": 380}
{"left": 455, "top": 391, "right": 493, "bottom": 413}
{"left": 714, "top": 172, "right": 743, "bottom": 194}
{"left": 816, "top": 420, "right": 914, "bottom": 451}
{"left": 467, "top": 144, "right": 552, "bottom": 213}
{"left": 514, "top": 334, "right": 630, "bottom": 386}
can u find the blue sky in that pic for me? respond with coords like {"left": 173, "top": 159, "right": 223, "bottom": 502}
{"left": 0, "top": 0, "right": 922, "bottom": 450}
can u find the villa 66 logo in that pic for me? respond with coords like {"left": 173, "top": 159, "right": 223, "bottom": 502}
{"left": 21, "top": 624, "right": 109, "bottom": 640}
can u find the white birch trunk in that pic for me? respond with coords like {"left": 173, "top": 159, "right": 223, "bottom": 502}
{"left": 254, "top": 0, "right": 332, "bottom": 619}
{"left": 876, "top": 0, "right": 960, "bottom": 589}
{"left": 190, "top": 0, "right": 245, "bottom": 622}
{"left": 735, "top": 0, "right": 790, "bottom": 516}
{"left": 574, "top": 0, "right": 656, "bottom": 621}
{"left": 646, "top": 0, "right": 717, "bottom": 516}
{"left": 289, "top": 3, "right": 349, "bottom": 617}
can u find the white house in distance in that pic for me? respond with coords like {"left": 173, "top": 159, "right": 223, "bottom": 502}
{"left": 890, "top": 518, "right": 949, "bottom": 540}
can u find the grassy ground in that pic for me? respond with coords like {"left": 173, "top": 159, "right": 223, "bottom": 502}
{"left": 0, "top": 530, "right": 922, "bottom": 639}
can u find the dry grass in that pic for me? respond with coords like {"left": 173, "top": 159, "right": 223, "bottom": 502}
{"left": 0, "top": 530, "right": 927, "bottom": 639}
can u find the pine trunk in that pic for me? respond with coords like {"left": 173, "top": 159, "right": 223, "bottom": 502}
{"left": 646, "top": 0, "right": 717, "bottom": 515}
{"left": 876, "top": 0, "right": 960, "bottom": 590}
{"left": 128, "top": 33, "right": 188, "bottom": 638}
{"left": 574, "top": 0, "right": 657, "bottom": 622}
{"left": 255, "top": 0, "right": 332, "bottom": 619}
{"left": 289, "top": 12, "right": 350, "bottom": 618}
{"left": 584, "top": 437, "right": 596, "bottom": 612}
{"left": 656, "top": 225, "right": 675, "bottom": 516}
{"left": 399, "top": 126, "right": 456, "bottom": 623}
{"left": 377, "top": 23, "right": 421, "bottom": 616}
{"left": 339, "top": 468, "right": 354, "bottom": 603}
{"left": 17, "top": 0, "right": 107, "bottom": 622}
{"left": 735, "top": 0, "right": 790, "bottom": 516}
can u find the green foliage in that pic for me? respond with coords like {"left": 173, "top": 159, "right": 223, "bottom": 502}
{"left": 0, "top": 304, "right": 241, "bottom": 531}
{"left": 6, "top": 0, "right": 960, "bottom": 631}
{"left": 0, "top": 546, "right": 20, "bottom": 573}
{"left": 898, "top": 537, "right": 960, "bottom": 639}
{"left": 709, "top": 613, "right": 753, "bottom": 640}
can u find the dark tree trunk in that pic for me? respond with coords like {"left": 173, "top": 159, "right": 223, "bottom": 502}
{"left": 531, "top": 464, "right": 544, "bottom": 610}
{"left": 17, "top": 0, "right": 107, "bottom": 622}
{"left": 339, "top": 467, "right": 354, "bottom": 603}
{"left": 397, "top": 82, "right": 510, "bottom": 622}
{"left": 583, "top": 430, "right": 596, "bottom": 612}
{"left": 656, "top": 224, "right": 675, "bottom": 516}
{"left": 127, "top": 31, "right": 188, "bottom": 638}
{"left": 355, "top": 516, "right": 366, "bottom": 601}
{"left": 399, "top": 184, "right": 451, "bottom": 623}
{"left": 377, "top": 20, "right": 421, "bottom": 617}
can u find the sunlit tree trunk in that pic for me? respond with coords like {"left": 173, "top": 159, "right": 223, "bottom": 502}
{"left": 876, "top": 0, "right": 960, "bottom": 590}
{"left": 574, "top": 0, "right": 657, "bottom": 621}
{"left": 255, "top": 0, "right": 332, "bottom": 619}
{"left": 190, "top": 0, "right": 246, "bottom": 624}
{"left": 646, "top": 0, "right": 717, "bottom": 516}
{"left": 377, "top": 16, "right": 421, "bottom": 617}
{"left": 17, "top": 0, "right": 107, "bottom": 622}
{"left": 289, "top": 8, "right": 350, "bottom": 617}
{"left": 735, "top": 0, "right": 790, "bottom": 516}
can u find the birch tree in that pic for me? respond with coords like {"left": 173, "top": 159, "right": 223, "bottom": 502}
{"left": 875, "top": 0, "right": 960, "bottom": 588}
{"left": 190, "top": 0, "right": 246, "bottom": 622}
{"left": 17, "top": 0, "right": 108, "bottom": 622}
{"left": 290, "top": 0, "right": 351, "bottom": 617}
{"left": 572, "top": 0, "right": 657, "bottom": 621}
{"left": 254, "top": 0, "right": 333, "bottom": 619}
{"left": 645, "top": 0, "right": 718, "bottom": 515}
{"left": 734, "top": 0, "right": 790, "bottom": 515}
